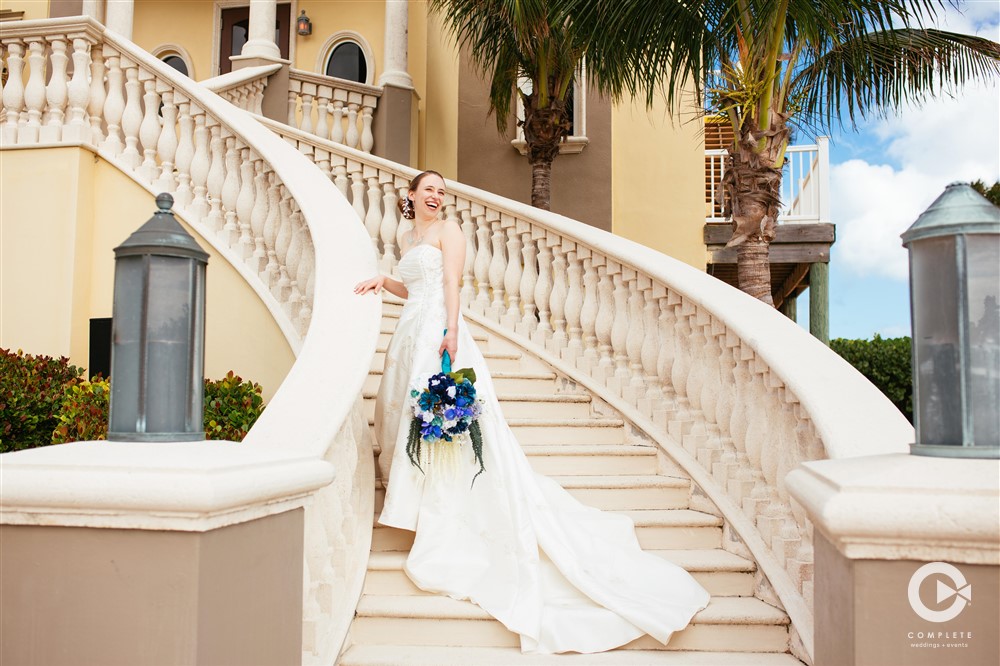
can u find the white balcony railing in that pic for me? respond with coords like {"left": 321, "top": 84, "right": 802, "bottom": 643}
{"left": 706, "top": 137, "right": 830, "bottom": 225}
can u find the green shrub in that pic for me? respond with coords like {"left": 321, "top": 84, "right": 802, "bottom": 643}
{"left": 51, "top": 378, "right": 110, "bottom": 445}
{"left": 204, "top": 371, "right": 266, "bottom": 441}
{"left": 0, "top": 349, "right": 84, "bottom": 453}
{"left": 830, "top": 335, "right": 913, "bottom": 423}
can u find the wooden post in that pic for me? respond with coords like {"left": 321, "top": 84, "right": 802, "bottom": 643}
{"left": 780, "top": 295, "right": 797, "bottom": 322}
{"left": 810, "top": 262, "right": 829, "bottom": 344}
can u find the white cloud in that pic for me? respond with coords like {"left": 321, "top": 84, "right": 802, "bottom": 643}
{"left": 829, "top": 7, "right": 1000, "bottom": 281}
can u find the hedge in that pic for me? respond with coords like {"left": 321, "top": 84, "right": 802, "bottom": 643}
{"left": 830, "top": 335, "right": 913, "bottom": 423}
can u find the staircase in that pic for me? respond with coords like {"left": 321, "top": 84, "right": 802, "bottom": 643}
{"left": 339, "top": 300, "right": 803, "bottom": 665}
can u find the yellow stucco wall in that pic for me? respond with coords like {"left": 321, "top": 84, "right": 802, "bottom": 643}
{"left": 611, "top": 95, "right": 706, "bottom": 269}
{"left": 419, "top": 7, "right": 458, "bottom": 179}
{"left": 132, "top": 0, "right": 215, "bottom": 81}
{"left": 0, "top": 147, "right": 293, "bottom": 401}
{"left": 0, "top": 0, "right": 48, "bottom": 21}
{"left": 294, "top": 1, "right": 385, "bottom": 80}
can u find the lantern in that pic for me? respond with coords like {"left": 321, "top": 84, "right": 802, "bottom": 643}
{"left": 296, "top": 10, "right": 312, "bottom": 36}
{"left": 108, "top": 193, "right": 209, "bottom": 442}
{"left": 901, "top": 182, "right": 1000, "bottom": 458}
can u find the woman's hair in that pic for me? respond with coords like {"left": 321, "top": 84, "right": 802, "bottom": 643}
{"left": 398, "top": 170, "right": 444, "bottom": 220}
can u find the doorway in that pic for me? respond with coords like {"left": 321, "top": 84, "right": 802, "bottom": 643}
{"left": 219, "top": 3, "right": 291, "bottom": 75}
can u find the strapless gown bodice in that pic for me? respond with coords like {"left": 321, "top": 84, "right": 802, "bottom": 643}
{"left": 373, "top": 243, "right": 710, "bottom": 654}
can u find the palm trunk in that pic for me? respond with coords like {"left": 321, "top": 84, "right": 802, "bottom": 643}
{"left": 530, "top": 157, "right": 553, "bottom": 210}
{"left": 737, "top": 238, "right": 774, "bottom": 305}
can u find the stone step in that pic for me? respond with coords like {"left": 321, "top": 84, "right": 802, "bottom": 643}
{"left": 371, "top": 349, "right": 525, "bottom": 373}
{"left": 368, "top": 419, "right": 627, "bottom": 447}
{"left": 340, "top": 645, "right": 804, "bottom": 666}
{"left": 379, "top": 329, "right": 490, "bottom": 347}
{"left": 362, "top": 392, "right": 593, "bottom": 421}
{"left": 522, "top": 445, "right": 656, "bottom": 475}
{"left": 372, "top": 508, "right": 720, "bottom": 552}
{"left": 352, "top": 595, "right": 789, "bottom": 653}
{"left": 364, "top": 549, "right": 754, "bottom": 598}
{"left": 549, "top": 474, "right": 691, "bottom": 510}
{"left": 364, "top": 369, "right": 560, "bottom": 394}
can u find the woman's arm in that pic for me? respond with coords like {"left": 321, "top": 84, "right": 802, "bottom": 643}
{"left": 354, "top": 274, "right": 408, "bottom": 299}
{"left": 438, "top": 219, "right": 466, "bottom": 361}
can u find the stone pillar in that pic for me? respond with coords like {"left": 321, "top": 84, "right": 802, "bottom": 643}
{"left": 81, "top": 0, "right": 104, "bottom": 22}
{"left": 105, "top": 0, "right": 134, "bottom": 40}
{"left": 810, "top": 261, "right": 829, "bottom": 344}
{"left": 372, "top": 0, "right": 417, "bottom": 166}
{"left": 787, "top": 454, "right": 1000, "bottom": 666}
{"left": 241, "top": 0, "right": 281, "bottom": 60}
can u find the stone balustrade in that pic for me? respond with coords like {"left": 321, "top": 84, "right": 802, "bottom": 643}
{"left": 257, "top": 117, "right": 914, "bottom": 663}
{"left": 0, "top": 17, "right": 380, "bottom": 665}
{"left": 201, "top": 63, "right": 281, "bottom": 115}
{"left": 288, "top": 68, "right": 380, "bottom": 153}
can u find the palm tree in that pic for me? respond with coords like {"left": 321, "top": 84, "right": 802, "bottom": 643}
{"left": 565, "top": 0, "right": 1000, "bottom": 304}
{"left": 430, "top": 0, "right": 586, "bottom": 210}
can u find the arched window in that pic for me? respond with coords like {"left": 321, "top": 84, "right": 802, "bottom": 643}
{"left": 152, "top": 45, "right": 194, "bottom": 79}
{"left": 162, "top": 55, "right": 189, "bottom": 76}
{"left": 326, "top": 41, "right": 367, "bottom": 83}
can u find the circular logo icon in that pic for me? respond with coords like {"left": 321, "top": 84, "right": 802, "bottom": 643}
{"left": 908, "top": 562, "right": 972, "bottom": 623}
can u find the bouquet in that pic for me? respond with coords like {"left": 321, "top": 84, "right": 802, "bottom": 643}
{"left": 405, "top": 357, "right": 485, "bottom": 487}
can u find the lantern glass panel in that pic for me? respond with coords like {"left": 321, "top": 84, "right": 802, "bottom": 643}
{"left": 145, "top": 255, "right": 194, "bottom": 433}
{"left": 911, "top": 236, "right": 961, "bottom": 446}
{"left": 967, "top": 234, "right": 1000, "bottom": 446}
{"left": 109, "top": 256, "right": 145, "bottom": 433}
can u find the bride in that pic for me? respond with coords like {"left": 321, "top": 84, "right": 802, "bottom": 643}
{"left": 354, "top": 170, "right": 709, "bottom": 654}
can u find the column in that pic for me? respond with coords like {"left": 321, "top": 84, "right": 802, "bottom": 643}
{"left": 82, "top": 0, "right": 104, "bottom": 22}
{"left": 377, "top": 0, "right": 413, "bottom": 88}
{"left": 809, "top": 262, "right": 829, "bottom": 345}
{"left": 105, "top": 0, "right": 134, "bottom": 40}
{"left": 241, "top": 0, "right": 281, "bottom": 60}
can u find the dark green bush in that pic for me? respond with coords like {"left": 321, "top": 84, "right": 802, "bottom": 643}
{"left": 204, "top": 371, "right": 266, "bottom": 441}
{"left": 830, "top": 335, "right": 913, "bottom": 423}
{"left": 51, "top": 378, "right": 110, "bottom": 445}
{"left": 0, "top": 349, "right": 84, "bottom": 453}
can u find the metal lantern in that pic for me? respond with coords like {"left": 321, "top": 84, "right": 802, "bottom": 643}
{"left": 296, "top": 10, "right": 312, "bottom": 36}
{"left": 108, "top": 193, "right": 209, "bottom": 442}
{"left": 901, "top": 182, "right": 1000, "bottom": 458}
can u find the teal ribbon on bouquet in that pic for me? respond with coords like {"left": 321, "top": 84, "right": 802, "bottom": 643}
{"left": 404, "top": 328, "right": 486, "bottom": 487}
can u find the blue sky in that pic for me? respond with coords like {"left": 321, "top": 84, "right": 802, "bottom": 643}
{"left": 795, "top": 1, "right": 1000, "bottom": 340}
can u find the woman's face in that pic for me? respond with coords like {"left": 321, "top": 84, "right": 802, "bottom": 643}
{"left": 409, "top": 174, "right": 447, "bottom": 222}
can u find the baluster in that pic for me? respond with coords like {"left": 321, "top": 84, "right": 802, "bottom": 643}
{"left": 137, "top": 72, "right": 161, "bottom": 182}
{"left": 471, "top": 204, "right": 491, "bottom": 315}
{"left": 86, "top": 44, "right": 105, "bottom": 145}
{"left": 173, "top": 94, "right": 195, "bottom": 207}
{"left": 221, "top": 134, "right": 241, "bottom": 244}
{"left": 623, "top": 272, "right": 647, "bottom": 403}
{"left": 285, "top": 204, "right": 305, "bottom": 316}
{"left": 685, "top": 309, "right": 707, "bottom": 410}
{"left": 638, "top": 283, "right": 665, "bottom": 416}
{"left": 361, "top": 98, "right": 375, "bottom": 153}
{"left": 155, "top": 86, "right": 178, "bottom": 192}
{"left": 330, "top": 99, "right": 345, "bottom": 145}
{"left": 671, "top": 300, "right": 694, "bottom": 405}
{"left": 486, "top": 212, "right": 506, "bottom": 321}
{"left": 609, "top": 265, "right": 630, "bottom": 393}
{"left": 728, "top": 347, "right": 751, "bottom": 455}
{"left": 459, "top": 201, "right": 477, "bottom": 307}
{"left": 315, "top": 86, "right": 331, "bottom": 139}
{"left": 563, "top": 247, "right": 584, "bottom": 362}
{"left": 516, "top": 227, "right": 539, "bottom": 338}
{"left": 532, "top": 236, "right": 553, "bottom": 345}
{"left": 203, "top": 118, "right": 224, "bottom": 227}
{"left": 593, "top": 262, "right": 615, "bottom": 383}
{"left": 380, "top": 176, "right": 399, "bottom": 273}
{"left": 250, "top": 159, "right": 269, "bottom": 273}
{"left": 236, "top": 147, "right": 256, "bottom": 258}
{"left": 349, "top": 162, "right": 366, "bottom": 221}
{"left": 653, "top": 294, "right": 677, "bottom": 430}
{"left": 345, "top": 101, "right": 360, "bottom": 149}
{"left": 100, "top": 47, "right": 124, "bottom": 154}
{"left": 273, "top": 188, "right": 293, "bottom": 300}
{"left": 314, "top": 147, "right": 332, "bottom": 182}
{"left": 286, "top": 81, "right": 299, "bottom": 126}
{"left": 62, "top": 36, "right": 92, "bottom": 143}
{"left": 188, "top": 108, "right": 211, "bottom": 215}
{"left": 300, "top": 82, "right": 315, "bottom": 134}
{"left": 40, "top": 36, "right": 68, "bottom": 143}
{"left": 19, "top": 38, "right": 46, "bottom": 144}
{"left": 548, "top": 242, "right": 568, "bottom": 352}
{"left": 714, "top": 331, "right": 737, "bottom": 437}
{"left": 263, "top": 172, "right": 282, "bottom": 287}
{"left": 361, "top": 169, "right": 382, "bottom": 257}
{"left": 297, "top": 234, "right": 315, "bottom": 333}
{"left": 501, "top": 217, "right": 523, "bottom": 329}
{"left": 2, "top": 40, "right": 25, "bottom": 144}
{"left": 120, "top": 59, "right": 143, "bottom": 169}
{"left": 700, "top": 321, "right": 723, "bottom": 427}
{"left": 332, "top": 158, "right": 349, "bottom": 199}
{"left": 578, "top": 254, "right": 600, "bottom": 373}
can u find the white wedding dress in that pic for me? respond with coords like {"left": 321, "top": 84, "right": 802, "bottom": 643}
{"left": 374, "top": 244, "right": 710, "bottom": 654}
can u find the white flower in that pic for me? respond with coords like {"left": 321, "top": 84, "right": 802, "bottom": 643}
{"left": 422, "top": 412, "right": 433, "bottom": 423}
{"left": 447, "top": 386, "right": 457, "bottom": 398}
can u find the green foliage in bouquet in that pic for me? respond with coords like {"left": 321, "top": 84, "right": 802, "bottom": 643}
{"left": 51, "top": 378, "right": 110, "bottom": 445}
{"left": 830, "top": 335, "right": 913, "bottom": 423}
{"left": 0, "top": 348, "right": 84, "bottom": 453}
{"left": 204, "top": 371, "right": 266, "bottom": 441}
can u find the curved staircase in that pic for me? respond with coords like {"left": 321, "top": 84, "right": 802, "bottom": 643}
{"left": 339, "top": 299, "right": 803, "bottom": 666}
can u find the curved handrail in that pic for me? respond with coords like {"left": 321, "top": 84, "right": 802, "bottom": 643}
{"left": 200, "top": 63, "right": 280, "bottom": 114}
{"left": 256, "top": 115, "right": 913, "bottom": 663}
{"left": 1, "top": 16, "right": 379, "bottom": 664}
